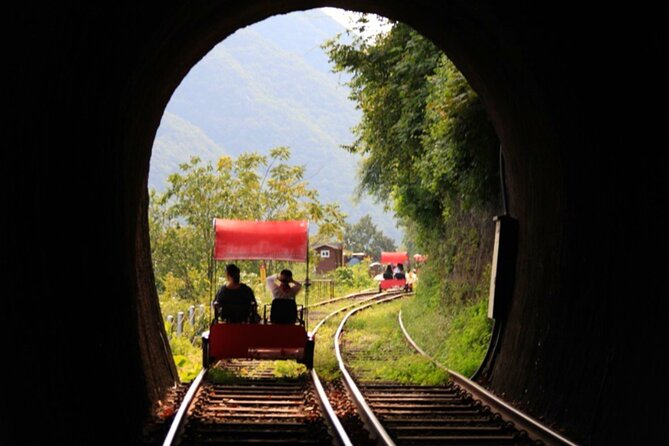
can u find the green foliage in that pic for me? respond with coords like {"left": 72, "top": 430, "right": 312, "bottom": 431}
{"left": 420, "top": 58, "right": 499, "bottom": 210}
{"left": 150, "top": 11, "right": 408, "bottom": 243}
{"left": 170, "top": 335, "right": 202, "bottom": 382}
{"left": 150, "top": 147, "right": 347, "bottom": 379}
{"left": 342, "top": 214, "right": 396, "bottom": 258}
{"left": 324, "top": 23, "right": 498, "bottom": 228}
{"left": 333, "top": 260, "right": 376, "bottom": 293}
{"left": 324, "top": 19, "right": 498, "bottom": 343}
{"left": 402, "top": 265, "right": 492, "bottom": 377}
{"left": 312, "top": 311, "right": 345, "bottom": 381}
{"left": 206, "top": 367, "right": 239, "bottom": 384}
{"left": 343, "top": 299, "right": 449, "bottom": 385}
{"left": 151, "top": 148, "right": 346, "bottom": 303}
{"left": 272, "top": 360, "right": 307, "bottom": 378}
{"left": 323, "top": 23, "right": 443, "bottom": 204}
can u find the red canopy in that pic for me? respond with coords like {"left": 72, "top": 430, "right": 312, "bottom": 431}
{"left": 381, "top": 251, "right": 409, "bottom": 264}
{"left": 213, "top": 219, "right": 309, "bottom": 262}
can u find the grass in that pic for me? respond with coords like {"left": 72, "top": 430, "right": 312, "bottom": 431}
{"left": 167, "top": 284, "right": 374, "bottom": 383}
{"left": 342, "top": 298, "right": 449, "bottom": 385}
{"left": 206, "top": 360, "right": 307, "bottom": 384}
{"left": 313, "top": 311, "right": 347, "bottom": 381}
{"left": 168, "top": 273, "right": 492, "bottom": 384}
{"left": 309, "top": 289, "right": 383, "bottom": 380}
{"left": 401, "top": 283, "right": 492, "bottom": 377}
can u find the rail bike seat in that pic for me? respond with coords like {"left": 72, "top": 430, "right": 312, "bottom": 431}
{"left": 269, "top": 299, "right": 298, "bottom": 324}
{"left": 379, "top": 278, "right": 407, "bottom": 291}
{"left": 216, "top": 302, "right": 257, "bottom": 323}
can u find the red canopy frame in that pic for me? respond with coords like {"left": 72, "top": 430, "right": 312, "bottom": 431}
{"left": 213, "top": 219, "right": 309, "bottom": 261}
{"left": 210, "top": 218, "right": 311, "bottom": 330}
{"left": 381, "top": 251, "right": 409, "bottom": 265}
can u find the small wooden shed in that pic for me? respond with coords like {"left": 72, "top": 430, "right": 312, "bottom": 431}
{"left": 313, "top": 243, "right": 344, "bottom": 274}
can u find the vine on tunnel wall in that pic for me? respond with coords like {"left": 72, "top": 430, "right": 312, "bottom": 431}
{"left": 324, "top": 18, "right": 499, "bottom": 373}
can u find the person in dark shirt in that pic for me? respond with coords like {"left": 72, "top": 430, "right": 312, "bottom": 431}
{"left": 383, "top": 264, "right": 394, "bottom": 279}
{"left": 214, "top": 263, "right": 258, "bottom": 323}
{"left": 393, "top": 263, "right": 406, "bottom": 280}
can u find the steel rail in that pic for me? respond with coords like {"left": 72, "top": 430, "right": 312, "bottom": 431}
{"left": 163, "top": 289, "right": 401, "bottom": 446}
{"left": 306, "top": 289, "right": 378, "bottom": 309}
{"left": 308, "top": 290, "right": 402, "bottom": 445}
{"left": 398, "top": 310, "right": 579, "bottom": 446}
{"left": 310, "top": 369, "right": 354, "bottom": 446}
{"left": 334, "top": 293, "right": 411, "bottom": 446}
{"left": 310, "top": 290, "right": 400, "bottom": 336}
{"left": 162, "top": 367, "right": 207, "bottom": 446}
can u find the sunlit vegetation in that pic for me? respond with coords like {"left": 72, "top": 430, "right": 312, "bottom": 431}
{"left": 342, "top": 298, "right": 449, "bottom": 385}
{"left": 154, "top": 15, "right": 502, "bottom": 383}
{"left": 313, "top": 312, "right": 347, "bottom": 381}
{"left": 325, "top": 18, "right": 499, "bottom": 377}
{"left": 150, "top": 147, "right": 348, "bottom": 380}
{"left": 206, "top": 361, "right": 307, "bottom": 383}
{"left": 402, "top": 266, "right": 492, "bottom": 377}
{"left": 331, "top": 260, "right": 377, "bottom": 296}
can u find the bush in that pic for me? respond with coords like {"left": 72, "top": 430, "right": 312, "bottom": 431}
{"left": 333, "top": 260, "right": 376, "bottom": 295}
{"left": 401, "top": 263, "right": 492, "bottom": 377}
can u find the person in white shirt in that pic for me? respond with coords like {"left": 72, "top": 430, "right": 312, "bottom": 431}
{"left": 266, "top": 269, "right": 302, "bottom": 300}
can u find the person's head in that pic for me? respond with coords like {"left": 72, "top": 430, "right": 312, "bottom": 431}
{"left": 226, "top": 264, "right": 240, "bottom": 284}
{"left": 398, "top": 263, "right": 404, "bottom": 271}
{"left": 385, "top": 264, "right": 393, "bottom": 272}
{"left": 279, "top": 269, "right": 293, "bottom": 284}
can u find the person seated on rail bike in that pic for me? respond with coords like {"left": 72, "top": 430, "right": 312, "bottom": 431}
{"left": 393, "top": 263, "right": 406, "bottom": 280}
{"left": 266, "top": 269, "right": 302, "bottom": 324}
{"left": 214, "top": 263, "right": 260, "bottom": 323}
{"left": 382, "top": 264, "right": 394, "bottom": 279}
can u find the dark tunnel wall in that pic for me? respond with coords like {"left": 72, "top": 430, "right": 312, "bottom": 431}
{"left": 3, "top": 1, "right": 666, "bottom": 444}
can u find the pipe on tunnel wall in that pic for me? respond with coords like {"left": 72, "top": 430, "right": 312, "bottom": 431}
{"left": 3, "top": 1, "right": 666, "bottom": 444}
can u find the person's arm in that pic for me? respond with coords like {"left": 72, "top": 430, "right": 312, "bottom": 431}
{"left": 290, "top": 280, "right": 302, "bottom": 296}
{"left": 266, "top": 273, "right": 278, "bottom": 292}
{"left": 213, "top": 286, "right": 224, "bottom": 319}
{"left": 248, "top": 286, "right": 257, "bottom": 305}
{"left": 214, "top": 285, "right": 225, "bottom": 304}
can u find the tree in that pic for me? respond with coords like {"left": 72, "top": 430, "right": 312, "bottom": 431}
{"left": 324, "top": 19, "right": 500, "bottom": 303}
{"left": 343, "top": 214, "right": 396, "bottom": 259}
{"left": 150, "top": 147, "right": 346, "bottom": 302}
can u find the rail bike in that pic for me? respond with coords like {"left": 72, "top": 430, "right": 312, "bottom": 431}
{"left": 201, "top": 219, "right": 314, "bottom": 368}
{"left": 378, "top": 250, "right": 410, "bottom": 292}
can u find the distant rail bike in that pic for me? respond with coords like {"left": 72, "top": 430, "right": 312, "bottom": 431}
{"left": 378, "top": 251, "right": 410, "bottom": 292}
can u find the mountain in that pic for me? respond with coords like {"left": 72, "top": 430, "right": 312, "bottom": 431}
{"left": 151, "top": 112, "right": 225, "bottom": 186}
{"left": 149, "top": 8, "right": 402, "bottom": 243}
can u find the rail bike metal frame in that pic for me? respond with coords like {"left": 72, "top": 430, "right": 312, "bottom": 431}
{"left": 202, "top": 219, "right": 314, "bottom": 368}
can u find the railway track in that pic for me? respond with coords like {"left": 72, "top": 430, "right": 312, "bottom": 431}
{"left": 306, "top": 289, "right": 379, "bottom": 310}
{"left": 160, "top": 289, "right": 389, "bottom": 446}
{"left": 162, "top": 289, "right": 572, "bottom": 445}
{"left": 335, "top": 295, "right": 575, "bottom": 446}
{"left": 177, "top": 374, "right": 330, "bottom": 445}
{"left": 162, "top": 361, "right": 343, "bottom": 446}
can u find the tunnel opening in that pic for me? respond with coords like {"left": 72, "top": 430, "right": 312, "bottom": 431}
{"left": 147, "top": 6, "right": 502, "bottom": 392}
{"left": 6, "top": 2, "right": 665, "bottom": 446}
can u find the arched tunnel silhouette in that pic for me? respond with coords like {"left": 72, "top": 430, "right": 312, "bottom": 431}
{"left": 4, "top": 1, "right": 666, "bottom": 444}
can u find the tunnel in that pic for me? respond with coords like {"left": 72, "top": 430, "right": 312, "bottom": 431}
{"left": 4, "top": 1, "right": 666, "bottom": 444}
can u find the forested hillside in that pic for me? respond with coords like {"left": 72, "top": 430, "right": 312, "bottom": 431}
{"left": 150, "top": 9, "right": 400, "bottom": 241}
